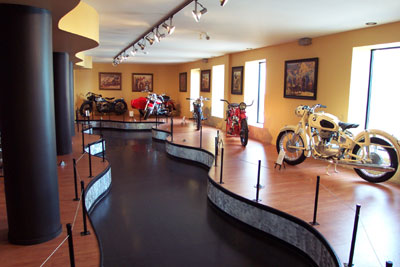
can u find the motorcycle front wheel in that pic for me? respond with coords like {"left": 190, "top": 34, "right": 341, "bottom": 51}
{"left": 144, "top": 108, "right": 151, "bottom": 120}
{"left": 79, "top": 102, "right": 92, "bottom": 117}
{"left": 240, "top": 120, "right": 249, "bottom": 146}
{"left": 114, "top": 99, "right": 127, "bottom": 115}
{"left": 195, "top": 109, "right": 201, "bottom": 131}
{"left": 352, "top": 137, "right": 398, "bottom": 183}
{"left": 276, "top": 130, "right": 306, "bottom": 165}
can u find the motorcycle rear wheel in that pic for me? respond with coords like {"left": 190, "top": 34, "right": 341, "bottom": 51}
{"left": 276, "top": 130, "right": 306, "bottom": 165}
{"left": 352, "top": 137, "right": 398, "bottom": 183}
{"left": 79, "top": 102, "right": 92, "bottom": 117}
{"left": 240, "top": 120, "right": 249, "bottom": 146}
{"left": 114, "top": 99, "right": 127, "bottom": 115}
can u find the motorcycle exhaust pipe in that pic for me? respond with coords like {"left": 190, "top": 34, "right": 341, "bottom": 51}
{"left": 327, "top": 160, "right": 395, "bottom": 173}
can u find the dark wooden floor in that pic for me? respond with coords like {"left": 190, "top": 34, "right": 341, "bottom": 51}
{"left": 0, "top": 128, "right": 105, "bottom": 266}
{"left": 160, "top": 118, "right": 400, "bottom": 267}
{"left": 1, "top": 115, "right": 399, "bottom": 267}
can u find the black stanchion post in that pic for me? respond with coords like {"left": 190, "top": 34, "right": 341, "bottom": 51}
{"left": 73, "top": 159, "right": 79, "bottom": 201}
{"left": 219, "top": 148, "right": 224, "bottom": 184}
{"left": 200, "top": 125, "right": 203, "bottom": 148}
{"left": 156, "top": 112, "right": 158, "bottom": 129}
{"left": 80, "top": 181, "right": 90, "bottom": 236}
{"left": 254, "top": 160, "right": 262, "bottom": 202}
{"left": 386, "top": 261, "right": 393, "bottom": 267}
{"left": 100, "top": 116, "right": 103, "bottom": 137}
{"left": 88, "top": 144, "right": 93, "bottom": 178}
{"left": 171, "top": 116, "right": 174, "bottom": 142}
{"left": 66, "top": 223, "right": 76, "bottom": 267}
{"left": 346, "top": 204, "right": 361, "bottom": 267}
{"left": 75, "top": 109, "right": 79, "bottom": 132}
{"left": 102, "top": 139, "right": 105, "bottom": 162}
{"left": 310, "top": 175, "right": 320, "bottom": 225}
{"left": 81, "top": 126, "right": 85, "bottom": 154}
{"left": 214, "top": 136, "right": 218, "bottom": 166}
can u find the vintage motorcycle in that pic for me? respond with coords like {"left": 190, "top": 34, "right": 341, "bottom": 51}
{"left": 276, "top": 104, "right": 399, "bottom": 183}
{"left": 186, "top": 96, "right": 209, "bottom": 130}
{"left": 79, "top": 92, "right": 127, "bottom": 116}
{"left": 220, "top": 99, "right": 253, "bottom": 146}
{"left": 131, "top": 93, "right": 173, "bottom": 120}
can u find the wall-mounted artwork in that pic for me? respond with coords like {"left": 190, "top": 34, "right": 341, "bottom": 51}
{"left": 231, "top": 66, "right": 244, "bottom": 95}
{"left": 132, "top": 73, "right": 153, "bottom": 92}
{"left": 99, "top": 72, "right": 122, "bottom": 90}
{"left": 179, "top": 72, "right": 187, "bottom": 92}
{"left": 200, "top": 69, "right": 211, "bottom": 92}
{"left": 284, "top": 57, "right": 318, "bottom": 100}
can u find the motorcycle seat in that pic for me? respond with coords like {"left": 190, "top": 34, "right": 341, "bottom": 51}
{"left": 339, "top": 122, "right": 359, "bottom": 131}
{"left": 105, "top": 97, "right": 115, "bottom": 100}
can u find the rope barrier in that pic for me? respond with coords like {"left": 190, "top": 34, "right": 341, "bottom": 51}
{"left": 39, "top": 235, "right": 69, "bottom": 267}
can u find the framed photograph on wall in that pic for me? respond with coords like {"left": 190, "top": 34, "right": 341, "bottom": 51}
{"left": 99, "top": 72, "right": 122, "bottom": 90}
{"left": 200, "top": 69, "right": 211, "bottom": 92}
{"left": 132, "top": 73, "right": 153, "bottom": 92}
{"left": 179, "top": 72, "right": 187, "bottom": 92}
{"left": 231, "top": 66, "right": 244, "bottom": 95}
{"left": 284, "top": 57, "right": 318, "bottom": 100}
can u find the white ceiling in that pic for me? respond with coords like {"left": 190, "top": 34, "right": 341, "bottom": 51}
{"left": 83, "top": 0, "right": 400, "bottom": 64}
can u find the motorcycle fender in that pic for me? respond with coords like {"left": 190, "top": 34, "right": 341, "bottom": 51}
{"left": 354, "top": 129, "right": 400, "bottom": 160}
{"left": 278, "top": 125, "right": 310, "bottom": 154}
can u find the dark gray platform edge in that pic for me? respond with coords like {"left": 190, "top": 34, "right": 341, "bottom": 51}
{"left": 153, "top": 127, "right": 341, "bottom": 267}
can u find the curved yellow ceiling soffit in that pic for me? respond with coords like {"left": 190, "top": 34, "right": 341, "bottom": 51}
{"left": 58, "top": 1, "right": 99, "bottom": 67}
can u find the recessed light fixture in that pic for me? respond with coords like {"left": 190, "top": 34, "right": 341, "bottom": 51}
{"left": 366, "top": 22, "right": 377, "bottom": 26}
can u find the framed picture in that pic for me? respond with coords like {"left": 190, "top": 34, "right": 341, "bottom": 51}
{"left": 284, "top": 57, "right": 319, "bottom": 100}
{"left": 179, "top": 72, "right": 187, "bottom": 92}
{"left": 99, "top": 72, "right": 122, "bottom": 90}
{"left": 132, "top": 73, "right": 153, "bottom": 92}
{"left": 231, "top": 66, "right": 244, "bottom": 95}
{"left": 200, "top": 69, "right": 211, "bottom": 92}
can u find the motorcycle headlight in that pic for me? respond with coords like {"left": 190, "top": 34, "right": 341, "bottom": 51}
{"left": 239, "top": 102, "right": 246, "bottom": 110}
{"left": 295, "top": 105, "right": 308, "bottom": 117}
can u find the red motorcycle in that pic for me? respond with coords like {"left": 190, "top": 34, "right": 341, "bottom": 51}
{"left": 131, "top": 93, "right": 175, "bottom": 119}
{"left": 220, "top": 99, "right": 253, "bottom": 146}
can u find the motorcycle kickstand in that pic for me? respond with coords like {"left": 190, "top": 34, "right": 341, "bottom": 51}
{"left": 326, "top": 162, "right": 339, "bottom": 176}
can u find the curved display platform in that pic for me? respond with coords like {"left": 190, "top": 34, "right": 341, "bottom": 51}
{"left": 78, "top": 119, "right": 161, "bottom": 131}
{"left": 153, "top": 126, "right": 341, "bottom": 267}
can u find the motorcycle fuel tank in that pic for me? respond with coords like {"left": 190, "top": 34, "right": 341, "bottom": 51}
{"left": 309, "top": 112, "right": 339, "bottom": 131}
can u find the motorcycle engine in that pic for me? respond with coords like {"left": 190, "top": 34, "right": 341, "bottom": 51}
{"left": 314, "top": 130, "right": 340, "bottom": 157}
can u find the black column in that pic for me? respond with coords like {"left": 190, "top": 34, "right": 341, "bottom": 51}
{"left": 69, "top": 61, "right": 75, "bottom": 136}
{"left": 0, "top": 4, "right": 61, "bottom": 245}
{"left": 53, "top": 52, "right": 72, "bottom": 155}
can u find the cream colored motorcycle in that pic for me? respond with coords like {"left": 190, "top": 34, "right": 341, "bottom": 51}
{"left": 276, "top": 104, "right": 399, "bottom": 183}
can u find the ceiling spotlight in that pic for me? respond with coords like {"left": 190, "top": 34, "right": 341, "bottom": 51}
{"left": 220, "top": 0, "right": 229, "bottom": 6}
{"left": 192, "top": 0, "right": 207, "bottom": 22}
{"left": 162, "top": 17, "right": 176, "bottom": 35}
{"left": 138, "top": 41, "right": 146, "bottom": 50}
{"left": 146, "top": 35, "right": 155, "bottom": 45}
{"left": 130, "top": 46, "right": 137, "bottom": 56}
{"left": 154, "top": 28, "right": 162, "bottom": 43}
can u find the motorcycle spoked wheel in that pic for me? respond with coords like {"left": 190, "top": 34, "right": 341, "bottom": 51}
{"left": 276, "top": 130, "right": 306, "bottom": 165}
{"left": 114, "top": 100, "right": 128, "bottom": 115}
{"left": 352, "top": 137, "right": 398, "bottom": 183}
{"left": 143, "top": 109, "right": 152, "bottom": 120}
{"left": 240, "top": 120, "right": 249, "bottom": 146}
{"left": 195, "top": 109, "right": 201, "bottom": 131}
{"left": 79, "top": 102, "right": 92, "bottom": 116}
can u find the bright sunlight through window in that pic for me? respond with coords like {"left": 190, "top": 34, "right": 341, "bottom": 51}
{"left": 211, "top": 65, "right": 225, "bottom": 118}
{"left": 190, "top": 68, "right": 200, "bottom": 112}
{"left": 244, "top": 59, "right": 266, "bottom": 127}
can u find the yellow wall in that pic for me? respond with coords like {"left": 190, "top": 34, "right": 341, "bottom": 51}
{"left": 74, "top": 21, "right": 400, "bottom": 144}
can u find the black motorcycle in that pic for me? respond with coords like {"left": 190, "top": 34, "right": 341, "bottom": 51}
{"left": 79, "top": 92, "right": 127, "bottom": 116}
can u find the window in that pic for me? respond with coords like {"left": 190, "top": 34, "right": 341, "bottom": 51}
{"left": 190, "top": 68, "right": 200, "bottom": 111}
{"left": 349, "top": 43, "right": 400, "bottom": 137}
{"left": 366, "top": 47, "right": 400, "bottom": 136}
{"left": 211, "top": 65, "right": 225, "bottom": 118}
{"left": 244, "top": 59, "right": 266, "bottom": 126}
